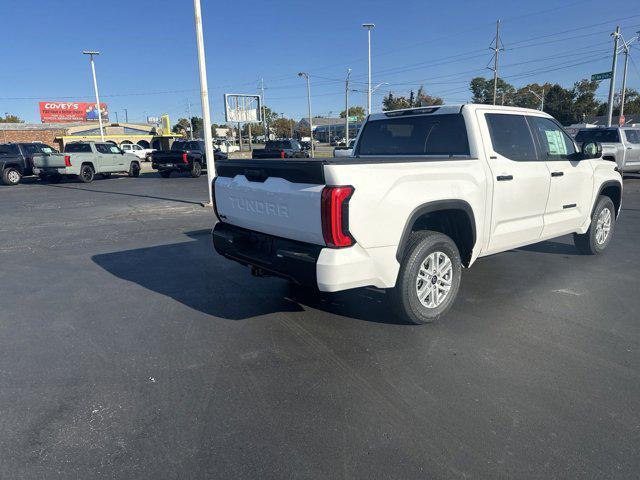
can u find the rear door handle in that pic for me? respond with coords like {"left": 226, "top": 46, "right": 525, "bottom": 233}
{"left": 551, "top": 171, "right": 564, "bottom": 177}
{"left": 496, "top": 175, "right": 513, "bottom": 181}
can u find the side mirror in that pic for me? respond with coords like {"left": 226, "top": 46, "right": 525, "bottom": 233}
{"left": 582, "top": 141, "right": 602, "bottom": 160}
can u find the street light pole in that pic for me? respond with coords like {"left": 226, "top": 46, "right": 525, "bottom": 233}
{"left": 192, "top": 0, "right": 216, "bottom": 204}
{"left": 618, "top": 31, "right": 640, "bottom": 122}
{"left": 527, "top": 87, "right": 544, "bottom": 111}
{"left": 345, "top": 68, "right": 351, "bottom": 145}
{"left": 298, "top": 72, "right": 314, "bottom": 158}
{"left": 606, "top": 26, "right": 621, "bottom": 127}
{"left": 362, "top": 23, "right": 375, "bottom": 116}
{"left": 82, "top": 51, "right": 105, "bottom": 141}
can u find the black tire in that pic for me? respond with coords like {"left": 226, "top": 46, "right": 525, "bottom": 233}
{"left": 159, "top": 170, "right": 172, "bottom": 178}
{"left": 2, "top": 167, "right": 22, "bottom": 186}
{"left": 388, "top": 231, "right": 462, "bottom": 324}
{"left": 573, "top": 195, "right": 615, "bottom": 255}
{"left": 129, "top": 162, "right": 140, "bottom": 177}
{"left": 79, "top": 164, "right": 95, "bottom": 183}
{"left": 38, "top": 173, "right": 48, "bottom": 182}
{"left": 190, "top": 161, "right": 202, "bottom": 178}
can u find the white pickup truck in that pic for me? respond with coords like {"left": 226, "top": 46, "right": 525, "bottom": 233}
{"left": 212, "top": 104, "right": 622, "bottom": 324}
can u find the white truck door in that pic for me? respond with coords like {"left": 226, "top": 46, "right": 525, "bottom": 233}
{"left": 477, "top": 110, "right": 551, "bottom": 254}
{"left": 622, "top": 129, "right": 640, "bottom": 171}
{"left": 527, "top": 115, "right": 594, "bottom": 237}
{"left": 94, "top": 143, "right": 115, "bottom": 172}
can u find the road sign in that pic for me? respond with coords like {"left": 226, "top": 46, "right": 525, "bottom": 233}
{"left": 224, "top": 94, "right": 262, "bottom": 123}
{"left": 591, "top": 71, "right": 612, "bottom": 81}
{"left": 348, "top": 116, "right": 358, "bottom": 122}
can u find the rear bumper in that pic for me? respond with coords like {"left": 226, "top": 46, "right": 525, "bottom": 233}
{"left": 212, "top": 223, "right": 400, "bottom": 292}
{"left": 213, "top": 222, "right": 322, "bottom": 287}
{"left": 152, "top": 163, "right": 191, "bottom": 171}
{"left": 33, "top": 166, "right": 71, "bottom": 175}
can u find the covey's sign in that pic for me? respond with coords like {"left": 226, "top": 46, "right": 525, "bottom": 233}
{"left": 39, "top": 102, "right": 108, "bottom": 123}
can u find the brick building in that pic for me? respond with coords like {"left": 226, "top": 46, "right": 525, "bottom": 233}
{"left": 0, "top": 123, "right": 72, "bottom": 149}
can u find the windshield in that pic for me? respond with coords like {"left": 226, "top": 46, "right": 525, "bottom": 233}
{"left": 357, "top": 113, "right": 470, "bottom": 156}
{"left": 0, "top": 144, "right": 19, "bottom": 155}
{"left": 575, "top": 129, "right": 620, "bottom": 143}
{"left": 64, "top": 143, "right": 92, "bottom": 153}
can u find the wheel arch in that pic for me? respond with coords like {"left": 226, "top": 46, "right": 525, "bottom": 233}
{"left": 396, "top": 200, "right": 477, "bottom": 267}
{"left": 3, "top": 162, "right": 24, "bottom": 174}
{"left": 595, "top": 180, "right": 622, "bottom": 218}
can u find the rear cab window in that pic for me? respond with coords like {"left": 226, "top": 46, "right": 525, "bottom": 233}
{"left": 64, "top": 143, "right": 92, "bottom": 153}
{"left": 0, "top": 144, "right": 20, "bottom": 155}
{"left": 356, "top": 113, "right": 470, "bottom": 156}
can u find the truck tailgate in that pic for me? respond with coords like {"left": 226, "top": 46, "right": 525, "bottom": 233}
{"left": 33, "top": 153, "right": 67, "bottom": 168}
{"left": 214, "top": 160, "right": 326, "bottom": 245}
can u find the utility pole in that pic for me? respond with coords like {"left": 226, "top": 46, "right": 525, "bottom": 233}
{"left": 238, "top": 122, "right": 243, "bottom": 151}
{"left": 82, "top": 51, "right": 105, "bottom": 141}
{"left": 187, "top": 99, "right": 194, "bottom": 139}
{"left": 489, "top": 20, "right": 502, "bottom": 106}
{"left": 606, "top": 26, "right": 621, "bottom": 127}
{"left": 192, "top": 0, "right": 216, "bottom": 204}
{"left": 345, "top": 68, "right": 351, "bottom": 145}
{"left": 362, "top": 24, "right": 375, "bottom": 115}
{"left": 260, "top": 78, "right": 267, "bottom": 142}
{"left": 124, "top": 109, "right": 128, "bottom": 123}
{"left": 618, "top": 31, "right": 640, "bottom": 122}
{"left": 115, "top": 111, "right": 119, "bottom": 123}
{"left": 298, "top": 72, "right": 314, "bottom": 158}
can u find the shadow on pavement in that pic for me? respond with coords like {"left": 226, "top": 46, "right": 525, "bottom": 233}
{"left": 92, "top": 230, "right": 404, "bottom": 324}
{"left": 516, "top": 240, "right": 580, "bottom": 256}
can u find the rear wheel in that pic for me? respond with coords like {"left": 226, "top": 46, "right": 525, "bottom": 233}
{"left": 159, "top": 170, "right": 171, "bottom": 178}
{"left": 2, "top": 167, "right": 22, "bottom": 186}
{"left": 574, "top": 196, "right": 615, "bottom": 255}
{"left": 190, "top": 161, "right": 202, "bottom": 178}
{"left": 388, "top": 231, "right": 462, "bottom": 324}
{"left": 129, "top": 162, "right": 140, "bottom": 177}
{"left": 79, "top": 164, "right": 95, "bottom": 183}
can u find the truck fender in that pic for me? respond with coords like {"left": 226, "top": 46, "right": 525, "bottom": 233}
{"left": 594, "top": 180, "right": 622, "bottom": 218}
{"left": 396, "top": 200, "right": 477, "bottom": 266}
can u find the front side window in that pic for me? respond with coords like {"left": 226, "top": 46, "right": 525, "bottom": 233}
{"left": 357, "top": 113, "right": 469, "bottom": 156}
{"left": 485, "top": 113, "right": 537, "bottom": 161}
{"left": 109, "top": 146, "right": 121, "bottom": 154}
{"left": 39, "top": 145, "right": 56, "bottom": 153}
{"left": 624, "top": 130, "right": 640, "bottom": 144}
{"left": 23, "top": 144, "right": 39, "bottom": 154}
{"left": 527, "top": 116, "right": 576, "bottom": 160}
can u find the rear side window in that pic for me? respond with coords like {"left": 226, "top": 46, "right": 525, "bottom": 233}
{"left": 485, "top": 114, "right": 537, "bottom": 161}
{"left": 22, "top": 144, "right": 39, "bottom": 154}
{"left": 64, "top": 143, "right": 92, "bottom": 153}
{"left": 357, "top": 113, "right": 469, "bottom": 156}
{"left": 624, "top": 130, "right": 640, "bottom": 144}
{"left": 575, "top": 129, "right": 620, "bottom": 143}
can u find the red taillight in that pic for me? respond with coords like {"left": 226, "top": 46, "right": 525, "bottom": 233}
{"left": 321, "top": 186, "right": 355, "bottom": 247}
{"left": 64, "top": 155, "right": 72, "bottom": 167}
{"left": 182, "top": 153, "right": 188, "bottom": 164}
{"left": 280, "top": 150, "right": 285, "bottom": 159}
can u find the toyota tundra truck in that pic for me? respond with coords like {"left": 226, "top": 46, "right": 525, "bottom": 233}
{"left": 212, "top": 104, "right": 622, "bottom": 324}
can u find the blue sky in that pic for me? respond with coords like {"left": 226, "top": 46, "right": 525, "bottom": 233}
{"left": 1, "top": 0, "right": 639, "bottom": 124}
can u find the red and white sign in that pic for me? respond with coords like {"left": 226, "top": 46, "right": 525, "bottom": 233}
{"left": 39, "top": 102, "right": 109, "bottom": 123}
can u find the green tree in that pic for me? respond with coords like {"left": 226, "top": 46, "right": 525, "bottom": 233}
{"left": 339, "top": 106, "right": 366, "bottom": 121}
{"left": 470, "top": 77, "right": 516, "bottom": 105}
{"left": 571, "top": 79, "right": 600, "bottom": 122}
{"left": 414, "top": 86, "right": 443, "bottom": 106}
{"left": 172, "top": 118, "right": 191, "bottom": 138}
{"left": 543, "top": 84, "right": 574, "bottom": 125}
{"left": 382, "top": 92, "right": 411, "bottom": 111}
{"left": 0, "top": 113, "right": 23, "bottom": 123}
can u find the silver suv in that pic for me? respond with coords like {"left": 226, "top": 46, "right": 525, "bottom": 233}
{"left": 575, "top": 127, "right": 640, "bottom": 173}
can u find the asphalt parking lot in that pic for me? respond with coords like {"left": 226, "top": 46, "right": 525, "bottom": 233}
{"left": 2, "top": 171, "right": 640, "bottom": 479}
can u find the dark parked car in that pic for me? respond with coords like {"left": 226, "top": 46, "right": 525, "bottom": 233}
{"left": 251, "top": 139, "right": 309, "bottom": 159}
{"left": 0, "top": 142, "right": 57, "bottom": 185}
{"left": 151, "top": 140, "right": 228, "bottom": 178}
{"left": 299, "top": 141, "right": 311, "bottom": 151}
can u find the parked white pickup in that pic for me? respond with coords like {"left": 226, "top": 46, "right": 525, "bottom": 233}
{"left": 212, "top": 104, "right": 622, "bottom": 324}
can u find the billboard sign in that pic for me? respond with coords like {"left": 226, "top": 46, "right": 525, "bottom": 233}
{"left": 39, "top": 102, "right": 109, "bottom": 123}
{"left": 224, "top": 94, "right": 262, "bottom": 123}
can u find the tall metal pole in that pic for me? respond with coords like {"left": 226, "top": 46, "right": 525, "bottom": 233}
{"left": 83, "top": 51, "right": 105, "bottom": 141}
{"left": 619, "top": 49, "right": 629, "bottom": 122}
{"left": 299, "top": 72, "right": 313, "bottom": 158}
{"left": 606, "top": 26, "right": 620, "bottom": 127}
{"left": 187, "top": 99, "right": 194, "bottom": 139}
{"left": 115, "top": 111, "right": 119, "bottom": 123}
{"left": 345, "top": 68, "right": 351, "bottom": 145}
{"left": 363, "top": 24, "right": 375, "bottom": 115}
{"left": 260, "top": 78, "right": 267, "bottom": 142}
{"left": 124, "top": 109, "right": 128, "bottom": 123}
{"left": 492, "top": 20, "right": 501, "bottom": 106}
{"left": 193, "top": 0, "right": 216, "bottom": 204}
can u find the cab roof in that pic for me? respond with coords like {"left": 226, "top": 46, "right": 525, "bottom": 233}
{"left": 367, "top": 103, "right": 552, "bottom": 121}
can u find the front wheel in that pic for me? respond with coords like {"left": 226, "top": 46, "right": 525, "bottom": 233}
{"left": 190, "top": 161, "right": 202, "bottom": 178}
{"left": 388, "top": 231, "right": 462, "bottom": 324}
{"left": 573, "top": 196, "right": 615, "bottom": 255}
{"left": 2, "top": 167, "right": 22, "bottom": 186}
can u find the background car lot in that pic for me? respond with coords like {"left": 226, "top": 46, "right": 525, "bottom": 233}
{"left": 1, "top": 171, "right": 639, "bottom": 479}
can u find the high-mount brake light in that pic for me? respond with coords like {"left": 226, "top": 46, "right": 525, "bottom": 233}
{"left": 64, "top": 155, "right": 72, "bottom": 167}
{"left": 321, "top": 186, "right": 355, "bottom": 247}
{"left": 182, "top": 153, "right": 188, "bottom": 164}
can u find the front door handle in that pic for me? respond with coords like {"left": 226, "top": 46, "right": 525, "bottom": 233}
{"left": 551, "top": 171, "right": 564, "bottom": 177}
{"left": 496, "top": 175, "right": 513, "bottom": 181}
